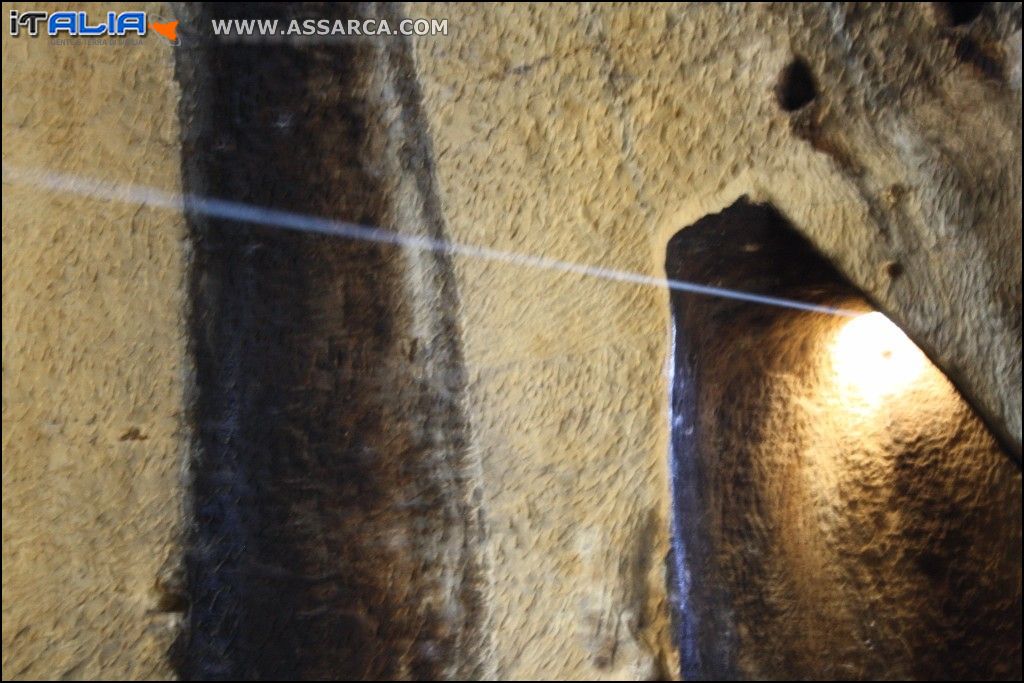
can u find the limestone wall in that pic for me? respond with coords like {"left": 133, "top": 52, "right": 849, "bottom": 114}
{"left": 406, "top": 2, "right": 1021, "bottom": 678}
{"left": 2, "top": 3, "right": 187, "bottom": 679}
{"left": 666, "top": 199, "right": 1021, "bottom": 679}
{"left": 2, "top": 2, "right": 1021, "bottom": 680}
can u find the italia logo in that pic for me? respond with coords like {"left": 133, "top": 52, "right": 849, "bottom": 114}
{"left": 8, "top": 10, "right": 179, "bottom": 43}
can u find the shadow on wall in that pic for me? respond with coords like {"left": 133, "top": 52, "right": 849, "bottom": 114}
{"left": 666, "top": 199, "right": 1022, "bottom": 680}
{"left": 173, "top": 4, "right": 483, "bottom": 679}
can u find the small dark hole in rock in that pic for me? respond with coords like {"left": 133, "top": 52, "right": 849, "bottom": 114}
{"left": 156, "top": 588, "right": 189, "bottom": 614}
{"left": 119, "top": 426, "right": 148, "bottom": 441}
{"left": 776, "top": 58, "right": 817, "bottom": 112}
{"left": 935, "top": 2, "right": 986, "bottom": 26}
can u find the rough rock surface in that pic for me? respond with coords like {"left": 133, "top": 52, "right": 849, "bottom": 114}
{"left": 2, "top": 3, "right": 187, "bottom": 679}
{"left": 667, "top": 200, "right": 1022, "bottom": 679}
{"left": 404, "top": 2, "right": 1022, "bottom": 678}
{"left": 2, "top": 2, "right": 1021, "bottom": 681}
{"left": 173, "top": 4, "right": 486, "bottom": 678}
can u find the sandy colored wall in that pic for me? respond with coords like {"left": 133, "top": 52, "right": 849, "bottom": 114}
{"left": 2, "top": 3, "right": 187, "bottom": 679}
{"left": 1, "top": 2, "right": 1021, "bottom": 680}
{"left": 406, "top": 2, "right": 1022, "bottom": 678}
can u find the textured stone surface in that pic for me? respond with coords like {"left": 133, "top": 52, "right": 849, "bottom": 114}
{"left": 2, "top": 3, "right": 187, "bottom": 679}
{"left": 404, "top": 5, "right": 1021, "bottom": 676}
{"left": 408, "top": 2, "right": 1022, "bottom": 455}
{"left": 667, "top": 200, "right": 1022, "bottom": 680}
{"left": 173, "top": 4, "right": 485, "bottom": 678}
{"left": 2, "top": 2, "right": 1021, "bottom": 680}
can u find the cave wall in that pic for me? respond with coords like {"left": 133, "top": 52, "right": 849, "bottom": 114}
{"left": 2, "top": 2, "right": 1021, "bottom": 680}
{"left": 405, "top": 2, "right": 1022, "bottom": 678}
{"left": 2, "top": 3, "right": 187, "bottom": 679}
{"left": 666, "top": 199, "right": 1022, "bottom": 680}
{"left": 172, "top": 4, "right": 486, "bottom": 678}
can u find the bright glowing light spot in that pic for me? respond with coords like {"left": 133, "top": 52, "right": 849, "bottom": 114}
{"left": 831, "top": 312, "right": 927, "bottom": 402}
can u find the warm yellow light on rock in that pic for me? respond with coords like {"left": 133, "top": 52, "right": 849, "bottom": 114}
{"left": 830, "top": 312, "right": 927, "bottom": 403}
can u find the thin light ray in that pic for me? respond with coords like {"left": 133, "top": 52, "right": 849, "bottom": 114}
{"left": 2, "top": 165, "right": 860, "bottom": 318}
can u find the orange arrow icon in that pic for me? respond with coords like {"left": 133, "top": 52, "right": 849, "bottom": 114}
{"left": 150, "top": 20, "right": 178, "bottom": 42}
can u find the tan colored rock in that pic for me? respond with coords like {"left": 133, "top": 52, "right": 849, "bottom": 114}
{"left": 2, "top": 3, "right": 187, "bottom": 679}
{"left": 666, "top": 200, "right": 1021, "bottom": 679}
{"left": 403, "top": 2, "right": 1020, "bottom": 678}
{"left": 2, "top": 2, "right": 1020, "bottom": 680}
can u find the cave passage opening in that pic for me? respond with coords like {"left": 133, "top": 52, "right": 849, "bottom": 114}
{"left": 665, "top": 198, "right": 1022, "bottom": 680}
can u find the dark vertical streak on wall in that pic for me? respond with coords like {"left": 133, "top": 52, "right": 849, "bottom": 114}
{"left": 173, "top": 3, "right": 481, "bottom": 679}
{"left": 376, "top": 5, "right": 491, "bottom": 676}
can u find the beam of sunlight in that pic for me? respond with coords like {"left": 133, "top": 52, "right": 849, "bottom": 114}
{"left": 2, "top": 164, "right": 862, "bottom": 318}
